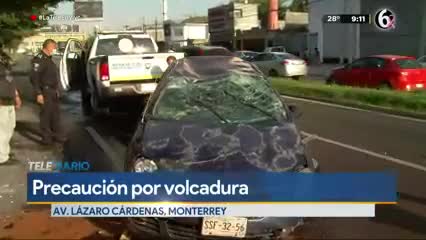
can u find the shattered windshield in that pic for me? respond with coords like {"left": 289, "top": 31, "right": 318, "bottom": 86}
{"left": 152, "top": 57, "right": 287, "bottom": 124}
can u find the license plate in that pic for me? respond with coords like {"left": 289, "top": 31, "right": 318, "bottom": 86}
{"left": 416, "top": 83, "right": 424, "bottom": 88}
{"left": 140, "top": 83, "right": 157, "bottom": 93}
{"left": 201, "top": 217, "right": 247, "bottom": 238}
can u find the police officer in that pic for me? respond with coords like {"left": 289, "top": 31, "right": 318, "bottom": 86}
{"left": 30, "top": 39, "right": 65, "bottom": 145}
{"left": 0, "top": 43, "right": 22, "bottom": 164}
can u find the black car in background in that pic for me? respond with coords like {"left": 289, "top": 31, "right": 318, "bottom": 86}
{"left": 177, "top": 45, "right": 234, "bottom": 57}
{"left": 125, "top": 56, "right": 319, "bottom": 239}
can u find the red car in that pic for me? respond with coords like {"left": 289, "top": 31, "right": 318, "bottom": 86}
{"left": 327, "top": 55, "right": 426, "bottom": 91}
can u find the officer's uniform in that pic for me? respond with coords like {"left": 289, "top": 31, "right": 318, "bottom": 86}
{"left": 30, "top": 51, "right": 64, "bottom": 144}
{"left": 0, "top": 53, "right": 16, "bottom": 163}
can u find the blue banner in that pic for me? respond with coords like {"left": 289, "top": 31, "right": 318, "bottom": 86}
{"left": 27, "top": 172, "right": 397, "bottom": 202}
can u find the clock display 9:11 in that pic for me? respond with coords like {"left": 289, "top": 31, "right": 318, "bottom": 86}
{"left": 347, "top": 14, "right": 370, "bottom": 24}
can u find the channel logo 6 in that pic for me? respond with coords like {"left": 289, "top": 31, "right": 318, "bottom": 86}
{"left": 375, "top": 8, "right": 396, "bottom": 30}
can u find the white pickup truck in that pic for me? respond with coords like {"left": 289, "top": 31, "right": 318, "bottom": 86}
{"left": 59, "top": 31, "right": 184, "bottom": 116}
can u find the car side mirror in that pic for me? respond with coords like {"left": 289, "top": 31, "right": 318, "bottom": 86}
{"left": 288, "top": 104, "right": 302, "bottom": 119}
{"left": 89, "top": 59, "right": 96, "bottom": 65}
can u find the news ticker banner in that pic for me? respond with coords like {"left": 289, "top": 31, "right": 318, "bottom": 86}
{"left": 27, "top": 172, "right": 397, "bottom": 217}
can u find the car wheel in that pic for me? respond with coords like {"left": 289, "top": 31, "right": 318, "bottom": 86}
{"left": 90, "top": 91, "right": 109, "bottom": 118}
{"left": 326, "top": 76, "right": 337, "bottom": 85}
{"left": 378, "top": 82, "right": 392, "bottom": 90}
{"left": 269, "top": 69, "right": 279, "bottom": 77}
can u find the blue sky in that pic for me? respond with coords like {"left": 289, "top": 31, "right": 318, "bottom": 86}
{"left": 53, "top": 0, "right": 229, "bottom": 27}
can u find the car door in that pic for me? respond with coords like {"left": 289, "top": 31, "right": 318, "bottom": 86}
{"left": 361, "top": 57, "right": 387, "bottom": 87}
{"left": 60, "top": 38, "right": 83, "bottom": 91}
{"left": 343, "top": 58, "right": 369, "bottom": 86}
{"left": 263, "top": 53, "right": 279, "bottom": 74}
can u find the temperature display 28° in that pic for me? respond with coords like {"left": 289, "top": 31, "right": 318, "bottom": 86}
{"left": 324, "top": 15, "right": 342, "bottom": 23}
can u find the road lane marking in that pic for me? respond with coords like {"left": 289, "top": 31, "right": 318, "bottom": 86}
{"left": 282, "top": 95, "right": 426, "bottom": 124}
{"left": 301, "top": 131, "right": 426, "bottom": 172}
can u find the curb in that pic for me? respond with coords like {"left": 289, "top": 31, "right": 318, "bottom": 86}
{"left": 281, "top": 93, "right": 426, "bottom": 120}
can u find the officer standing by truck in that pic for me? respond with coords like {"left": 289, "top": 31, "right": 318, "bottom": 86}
{"left": 0, "top": 43, "right": 22, "bottom": 165}
{"left": 30, "top": 39, "right": 65, "bottom": 145}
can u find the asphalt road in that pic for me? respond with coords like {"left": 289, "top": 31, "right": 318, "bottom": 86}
{"left": 1, "top": 56, "right": 426, "bottom": 239}
{"left": 284, "top": 97, "right": 426, "bottom": 239}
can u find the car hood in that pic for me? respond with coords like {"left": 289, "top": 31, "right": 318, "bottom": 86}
{"left": 141, "top": 120, "right": 306, "bottom": 171}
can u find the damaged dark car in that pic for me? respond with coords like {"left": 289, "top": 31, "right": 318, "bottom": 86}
{"left": 125, "top": 56, "right": 319, "bottom": 239}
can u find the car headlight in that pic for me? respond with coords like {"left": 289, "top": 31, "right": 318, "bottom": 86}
{"left": 297, "top": 158, "right": 319, "bottom": 173}
{"left": 134, "top": 157, "right": 158, "bottom": 173}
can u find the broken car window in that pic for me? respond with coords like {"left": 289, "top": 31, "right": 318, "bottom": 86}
{"left": 152, "top": 71, "right": 287, "bottom": 124}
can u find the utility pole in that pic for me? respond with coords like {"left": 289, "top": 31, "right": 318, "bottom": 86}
{"left": 155, "top": 17, "right": 158, "bottom": 42}
{"left": 161, "top": 0, "right": 168, "bottom": 22}
{"left": 161, "top": 0, "right": 169, "bottom": 50}
{"left": 142, "top": 17, "right": 145, "bottom": 32}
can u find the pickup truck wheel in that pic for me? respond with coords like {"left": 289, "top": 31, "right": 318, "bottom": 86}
{"left": 91, "top": 92, "right": 110, "bottom": 117}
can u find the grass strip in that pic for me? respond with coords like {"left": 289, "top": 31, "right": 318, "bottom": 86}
{"left": 271, "top": 78, "right": 426, "bottom": 115}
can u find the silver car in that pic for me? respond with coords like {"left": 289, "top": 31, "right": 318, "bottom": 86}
{"left": 264, "top": 46, "right": 287, "bottom": 53}
{"left": 252, "top": 52, "right": 307, "bottom": 79}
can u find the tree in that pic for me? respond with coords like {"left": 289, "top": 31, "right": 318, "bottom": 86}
{"left": 0, "top": 0, "right": 72, "bottom": 48}
{"left": 289, "top": 0, "right": 308, "bottom": 12}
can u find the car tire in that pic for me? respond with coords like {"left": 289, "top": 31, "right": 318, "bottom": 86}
{"left": 326, "top": 76, "right": 337, "bottom": 85}
{"left": 269, "top": 69, "right": 279, "bottom": 77}
{"left": 91, "top": 91, "right": 109, "bottom": 118}
{"left": 378, "top": 82, "right": 393, "bottom": 90}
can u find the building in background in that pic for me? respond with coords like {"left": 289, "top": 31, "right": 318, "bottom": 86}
{"left": 164, "top": 21, "right": 209, "bottom": 49}
{"left": 236, "top": 10, "right": 308, "bottom": 53}
{"left": 127, "top": 24, "right": 166, "bottom": 50}
{"left": 145, "top": 24, "right": 165, "bottom": 43}
{"left": 129, "top": 16, "right": 209, "bottom": 51}
{"left": 309, "top": 0, "right": 426, "bottom": 63}
{"left": 208, "top": 1, "right": 260, "bottom": 49}
{"left": 20, "top": 32, "right": 87, "bottom": 54}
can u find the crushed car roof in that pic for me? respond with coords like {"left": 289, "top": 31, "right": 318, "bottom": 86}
{"left": 171, "top": 56, "right": 264, "bottom": 81}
